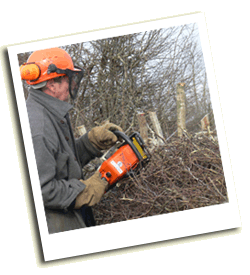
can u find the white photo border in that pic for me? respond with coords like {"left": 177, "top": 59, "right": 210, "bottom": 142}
{"left": 8, "top": 12, "right": 241, "bottom": 262}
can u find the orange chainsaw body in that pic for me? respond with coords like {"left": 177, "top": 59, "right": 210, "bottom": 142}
{"left": 98, "top": 131, "right": 149, "bottom": 187}
{"left": 99, "top": 144, "right": 139, "bottom": 185}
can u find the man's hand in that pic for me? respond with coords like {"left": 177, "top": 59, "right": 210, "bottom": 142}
{"left": 88, "top": 123, "right": 123, "bottom": 150}
{"left": 74, "top": 171, "right": 108, "bottom": 209}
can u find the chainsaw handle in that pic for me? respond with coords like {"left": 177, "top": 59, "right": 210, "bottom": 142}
{"left": 112, "top": 131, "right": 143, "bottom": 161}
{"left": 112, "top": 130, "right": 129, "bottom": 141}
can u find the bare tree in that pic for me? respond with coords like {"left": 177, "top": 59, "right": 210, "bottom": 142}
{"left": 18, "top": 23, "right": 215, "bottom": 137}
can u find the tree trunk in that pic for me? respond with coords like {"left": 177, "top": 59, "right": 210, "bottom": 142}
{"left": 201, "top": 114, "right": 211, "bottom": 135}
{"left": 148, "top": 111, "right": 164, "bottom": 145}
{"left": 137, "top": 113, "right": 148, "bottom": 144}
{"left": 176, "top": 83, "right": 186, "bottom": 138}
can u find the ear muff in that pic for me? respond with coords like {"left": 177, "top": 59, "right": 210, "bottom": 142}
{"left": 20, "top": 63, "right": 41, "bottom": 81}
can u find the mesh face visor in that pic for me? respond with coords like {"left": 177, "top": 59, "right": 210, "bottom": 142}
{"left": 47, "top": 64, "right": 84, "bottom": 99}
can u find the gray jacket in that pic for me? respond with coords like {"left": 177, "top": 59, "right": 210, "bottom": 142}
{"left": 26, "top": 88, "right": 102, "bottom": 234}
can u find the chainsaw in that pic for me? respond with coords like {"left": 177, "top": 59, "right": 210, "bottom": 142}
{"left": 99, "top": 131, "right": 150, "bottom": 190}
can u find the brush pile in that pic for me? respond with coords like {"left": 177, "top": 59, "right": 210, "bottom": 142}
{"left": 92, "top": 132, "right": 228, "bottom": 225}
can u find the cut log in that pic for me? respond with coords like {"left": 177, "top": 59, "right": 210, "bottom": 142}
{"left": 76, "top": 125, "right": 87, "bottom": 136}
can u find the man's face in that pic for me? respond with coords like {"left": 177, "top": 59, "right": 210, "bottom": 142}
{"left": 45, "top": 76, "right": 70, "bottom": 102}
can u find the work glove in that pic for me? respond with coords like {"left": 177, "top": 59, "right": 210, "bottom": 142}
{"left": 88, "top": 122, "right": 123, "bottom": 150}
{"left": 74, "top": 171, "right": 108, "bottom": 209}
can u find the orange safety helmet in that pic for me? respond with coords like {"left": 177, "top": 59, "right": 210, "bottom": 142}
{"left": 20, "top": 47, "right": 84, "bottom": 99}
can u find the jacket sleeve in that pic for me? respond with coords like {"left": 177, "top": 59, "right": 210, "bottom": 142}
{"left": 32, "top": 134, "right": 85, "bottom": 210}
{"left": 75, "top": 132, "right": 103, "bottom": 168}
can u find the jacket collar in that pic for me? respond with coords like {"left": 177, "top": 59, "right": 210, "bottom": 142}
{"left": 28, "top": 88, "right": 73, "bottom": 119}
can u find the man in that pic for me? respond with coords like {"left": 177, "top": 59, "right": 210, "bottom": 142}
{"left": 20, "top": 47, "right": 122, "bottom": 234}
